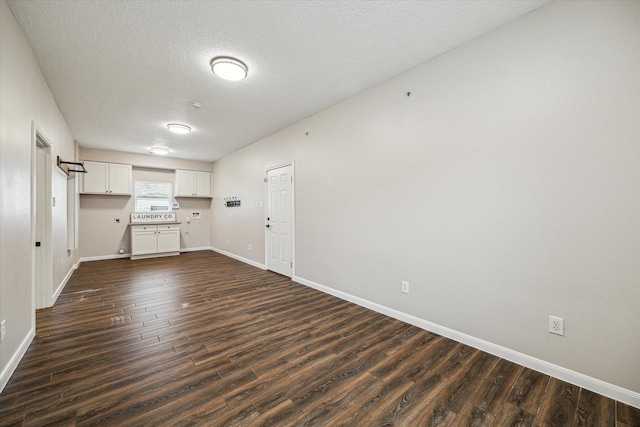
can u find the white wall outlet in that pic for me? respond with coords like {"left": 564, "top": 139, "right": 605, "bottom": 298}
{"left": 401, "top": 280, "right": 409, "bottom": 294}
{"left": 1, "top": 320, "right": 5, "bottom": 342}
{"left": 248, "top": 244, "right": 252, "bottom": 251}
{"left": 549, "top": 315, "right": 564, "bottom": 336}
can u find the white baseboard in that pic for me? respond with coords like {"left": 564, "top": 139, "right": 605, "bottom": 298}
{"left": 293, "top": 274, "right": 640, "bottom": 409}
{"left": 180, "top": 246, "right": 211, "bottom": 253}
{"left": 210, "top": 247, "right": 267, "bottom": 270}
{"left": 52, "top": 260, "right": 79, "bottom": 305}
{"left": 79, "top": 247, "right": 212, "bottom": 263}
{"left": 130, "top": 252, "right": 180, "bottom": 260}
{"left": 79, "top": 254, "right": 130, "bottom": 263}
{"left": 0, "top": 327, "right": 35, "bottom": 394}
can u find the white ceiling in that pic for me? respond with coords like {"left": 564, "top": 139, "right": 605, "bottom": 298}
{"left": 8, "top": 0, "right": 549, "bottom": 162}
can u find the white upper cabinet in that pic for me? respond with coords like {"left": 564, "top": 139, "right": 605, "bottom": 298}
{"left": 108, "top": 163, "right": 133, "bottom": 194}
{"left": 81, "top": 161, "right": 108, "bottom": 193}
{"left": 175, "top": 170, "right": 211, "bottom": 197}
{"left": 81, "top": 161, "right": 132, "bottom": 195}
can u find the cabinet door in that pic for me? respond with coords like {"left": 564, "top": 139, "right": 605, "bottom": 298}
{"left": 175, "top": 170, "right": 195, "bottom": 196}
{"left": 109, "top": 164, "right": 132, "bottom": 194}
{"left": 82, "top": 161, "right": 108, "bottom": 193}
{"left": 131, "top": 230, "right": 158, "bottom": 255}
{"left": 194, "top": 171, "right": 211, "bottom": 197}
{"left": 157, "top": 229, "right": 180, "bottom": 253}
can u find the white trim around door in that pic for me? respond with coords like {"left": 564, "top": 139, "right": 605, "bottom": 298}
{"left": 31, "top": 122, "right": 53, "bottom": 309}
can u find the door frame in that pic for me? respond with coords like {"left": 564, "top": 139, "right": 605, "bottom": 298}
{"left": 31, "top": 122, "right": 53, "bottom": 309}
{"left": 264, "top": 162, "right": 295, "bottom": 277}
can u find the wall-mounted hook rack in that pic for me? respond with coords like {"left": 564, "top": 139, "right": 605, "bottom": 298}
{"left": 57, "top": 156, "right": 87, "bottom": 175}
{"left": 224, "top": 197, "right": 241, "bottom": 208}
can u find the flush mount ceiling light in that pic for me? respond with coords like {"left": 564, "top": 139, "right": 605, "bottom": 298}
{"left": 167, "top": 123, "right": 191, "bottom": 134}
{"left": 210, "top": 57, "right": 248, "bottom": 81}
{"left": 150, "top": 147, "right": 170, "bottom": 155}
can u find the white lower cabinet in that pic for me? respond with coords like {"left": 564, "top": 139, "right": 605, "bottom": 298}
{"left": 131, "top": 224, "right": 180, "bottom": 259}
{"left": 157, "top": 225, "right": 180, "bottom": 253}
{"left": 131, "top": 226, "right": 158, "bottom": 256}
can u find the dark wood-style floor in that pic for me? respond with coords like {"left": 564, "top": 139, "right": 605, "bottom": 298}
{"left": 0, "top": 251, "right": 638, "bottom": 426}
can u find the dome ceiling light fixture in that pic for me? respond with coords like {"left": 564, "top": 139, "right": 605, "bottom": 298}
{"left": 210, "top": 56, "right": 248, "bottom": 81}
{"left": 167, "top": 123, "right": 192, "bottom": 134}
{"left": 150, "top": 146, "right": 170, "bottom": 155}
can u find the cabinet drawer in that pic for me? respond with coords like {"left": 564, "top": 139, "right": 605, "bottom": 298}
{"left": 157, "top": 224, "right": 180, "bottom": 231}
{"left": 131, "top": 225, "right": 158, "bottom": 232}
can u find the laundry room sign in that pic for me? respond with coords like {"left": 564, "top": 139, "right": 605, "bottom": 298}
{"left": 130, "top": 212, "right": 176, "bottom": 223}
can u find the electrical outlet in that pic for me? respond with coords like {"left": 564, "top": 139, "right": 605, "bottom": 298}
{"left": 248, "top": 244, "right": 252, "bottom": 251}
{"left": 548, "top": 315, "right": 564, "bottom": 336}
{"left": 401, "top": 281, "right": 409, "bottom": 294}
{"left": 1, "top": 320, "right": 5, "bottom": 342}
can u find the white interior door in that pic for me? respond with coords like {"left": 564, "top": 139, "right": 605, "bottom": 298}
{"left": 266, "top": 164, "right": 293, "bottom": 277}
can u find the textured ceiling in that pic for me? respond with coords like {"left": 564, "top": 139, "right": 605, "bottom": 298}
{"left": 7, "top": 0, "right": 549, "bottom": 162}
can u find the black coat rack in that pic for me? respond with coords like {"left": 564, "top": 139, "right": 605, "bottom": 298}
{"left": 57, "top": 156, "right": 87, "bottom": 175}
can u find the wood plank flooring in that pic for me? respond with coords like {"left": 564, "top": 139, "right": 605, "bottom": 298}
{"left": 0, "top": 251, "right": 638, "bottom": 426}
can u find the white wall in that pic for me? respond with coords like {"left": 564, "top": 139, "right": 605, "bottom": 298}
{"left": 211, "top": 0, "right": 640, "bottom": 403}
{"left": 0, "top": 0, "right": 78, "bottom": 390}
{"left": 78, "top": 148, "right": 213, "bottom": 259}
